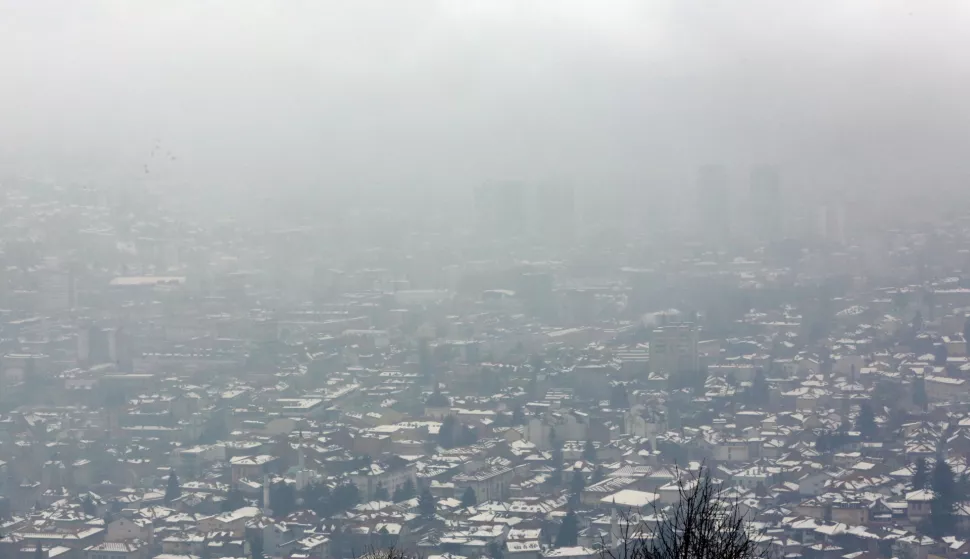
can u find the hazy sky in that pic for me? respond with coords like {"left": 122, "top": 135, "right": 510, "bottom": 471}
{"left": 2, "top": 1, "right": 970, "bottom": 196}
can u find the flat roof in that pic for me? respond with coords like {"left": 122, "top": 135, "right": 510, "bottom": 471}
{"left": 109, "top": 276, "right": 186, "bottom": 287}
{"left": 601, "top": 489, "right": 659, "bottom": 507}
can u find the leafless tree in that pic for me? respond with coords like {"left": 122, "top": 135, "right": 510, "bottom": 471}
{"left": 601, "top": 466, "right": 769, "bottom": 559}
{"left": 354, "top": 545, "right": 423, "bottom": 559}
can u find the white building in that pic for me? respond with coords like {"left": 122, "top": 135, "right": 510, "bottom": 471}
{"left": 650, "top": 323, "right": 699, "bottom": 375}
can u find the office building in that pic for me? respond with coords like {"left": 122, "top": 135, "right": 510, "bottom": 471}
{"left": 531, "top": 183, "right": 576, "bottom": 244}
{"left": 819, "top": 202, "right": 846, "bottom": 244}
{"left": 695, "top": 165, "right": 730, "bottom": 242}
{"left": 474, "top": 182, "right": 526, "bottom": 238}
{"left": 38, "top": 266, "right": 77, "bottom": 311}
{"left": 78, "top": 325, "right": 132, "bottom": 369}
{"left": 650, "top": 323, "right": 700, "bottom": 375}
{"left": 749, "top": 166, "right": 783, "bottom": 241}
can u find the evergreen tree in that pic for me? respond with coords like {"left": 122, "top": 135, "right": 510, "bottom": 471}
{"left": 164, "top": 470, "right": 181, "bottom": 504}
{"left": 332, "top": 483, "right": 360, "bottom": 513}
{"left": 815, "top": 432, "right": 829, "bottom": 453}
{"left": 555, "top": 509, "right": 579, "bottom": 547}
{"left": 591, "top": 465, "right": 605, "bottom": 484}
{"left": 913, "top": 374, "right": 928, "bottom": 410}
{"left": 748, "top": 369, "right": 770, "bottom": 404}
{"left": 934, "top": 343, "right": 949, "bottom": 366}
{"left": 270, "top": 481, "right": 297, "bottom": 517}
{"left": 839, "top": 414, "right": 851, "bottom": 434}
{"left": 479, "top": 366, "right": 503, "bottom": 396}
{"left": 247, "top": 340, "right": 281, "bottom": 371}
{"left": 401, "top": 478, "right": 416, "bottom": 500}
{"left": 488, "top": 541, "right": 505, "bottom": 559}
{"left": 223, "top": 488, "right": 246, "bottom": 512}
{"left": 81, "top": 496, "right": 97, "bottom": 517}
{"left": 666, "top": 404, "right": 682, "bottom": 431}
{"left": 35, "top": 542, "right": 44, "bottom": 559}
{"left": 913, "top": 334, "right": 935, "bottom": 357}
{"left": 460, "top": 425, "right": 479, "bottom": 446}
{"left": 913, "top": 457, "right": 929, "bottom": 489}
{"left": 250, "top": 533, "right": 265, "bottom": 559}
{"left": 438, "top": 415, "right": 458, "bottom": 448}
{"left": 201, "top": 536, "right": 212, "bottom": 559}
{"left": 377, "top": 526, "right": 393, "bottom": 549}
{"left": 24, "top": 357, "right": 38, "bottom": 387}
{"left": 528, "top": 354, "right": 543, "bottom": 400}
{"left": 889, "top": 406, "right": 909, "bottom": 432}
{"left": 346, "top": 482, "right": 362, "bottom": 510}
{"left": 330, "top": 526, "right": 348, "bottom": 559}
{"left": 569, "top": 471, "right": 586, "bottom": 505}
{"left": 548, "top": 427, "right": 558, "bottom": 449}
{"left": 958, "top": 471, "right": 970, "bottom": 505}
{"left": 419, "top": 488, "right": 437, "bottom": 517}
{"left": 609, "top": 384, "right": 629, "bottom": 409}
{"left": 419, "top": 339, "right": 434, "bottom": 381}
{"left": 531, "top": 354, "right": 545, "bottom": 374}
{"left": 549, "top": 445, "right": 564, "bottom": 486}
{"left": 374, "top": 482, "right": 390, "bottom": 502}
{"left": 690, "top": 365, "right": 709, "bottom": 393}
{"left": 856, "top": 403, "right": 878, "bottom": 440}
{"left": 461, "top": 486, "right": 478, "bottom": 508}
{"left": 582, "top": 440, "right": 597, "bottom": 462}
{"left": 929, "top": 459, "right": 958, "bottom": 537}
{"left": 549, "top": 466, "right": 563, "bottom": 487}
{"left": 302, "top": 482, "right": 330, "bottom": 516}
{"left": 512, "top": 406, "right": 526, "bottom": 425}
{"left": 964, "top": 317, "right": 970, "bottom": 356}
{"left": 425, "top": 387, "right": 450, "bottom": 408}
{"left": 220, "top": 495, "right": 234, "bottom": 513}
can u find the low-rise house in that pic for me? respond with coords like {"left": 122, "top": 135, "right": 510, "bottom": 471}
{"left": 106, "top": 517, "right": 154, "bottom": 544}
{"left": 198, "top": 507, "right": 261, "bottom": 537}
{"left": 350, "top": 462, "right": 418, "bottom": 500}
{"left": 906, "top": 490, "right": 935, "bottom": 522}
{"left": 83, "top": 541, "right": 147, "bottom": 559}
{"left": 228, "top": 455, "right": 278, "bottom": 484}
{"left": 454, "top": 466, "right": 515, "bottom": 502}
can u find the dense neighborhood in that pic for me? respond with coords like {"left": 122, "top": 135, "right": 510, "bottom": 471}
{"left": 2, "top": 176, "right": 970, "bottom": 559}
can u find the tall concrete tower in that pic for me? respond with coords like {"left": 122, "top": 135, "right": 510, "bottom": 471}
{"left": 695, "top": 164, "right": 730, "bottom": 244}
{"left": 749, "top": 165, "right": 783, "bottom": 241}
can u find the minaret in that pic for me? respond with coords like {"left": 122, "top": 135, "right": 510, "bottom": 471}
{"left": 263, "top": 474, "right": 272, "bottom": 516}
{"left": 296, "top": 444, "right": 309, "bottom": 491}
{"left": 610, "top": 505, "right": 619, "bottom": 549}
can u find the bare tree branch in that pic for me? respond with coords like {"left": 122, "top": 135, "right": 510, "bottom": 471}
{"left": 599, "top": 464, "right": 769, "bottom": 559}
